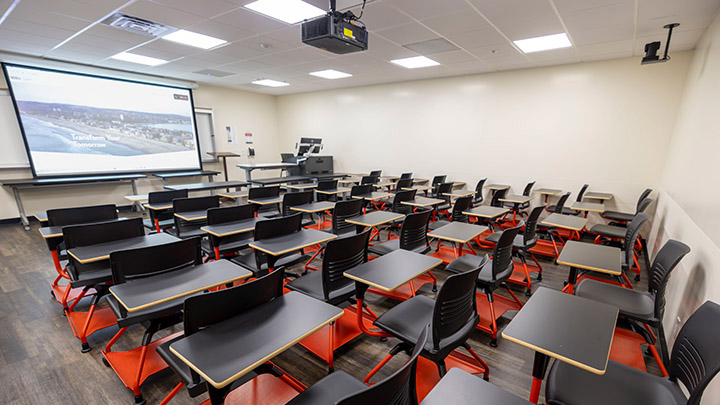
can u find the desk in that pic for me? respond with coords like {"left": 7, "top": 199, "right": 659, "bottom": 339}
{"left": 344, "top": 249, "right": 442, "bottom": 337}
{"left": 290, "top": 201, "right": 335, "bottom": 229}
{"left": 484, "top": 184, "right": 510, "bottom": 191}
{"left": 109, "top": 260, "right": 251, "bottom": 312}
{"left": 583, "top": 192, "right": 613, "bottom": 201}
{"left": 502, "top": 287, "right": 618, "bottom": 403}
{"left": 201, "top": 218, "right": 260, "bottom": 237}
{"left": 534, "top": 213, "right": 588, "bottom": 257}
{"left": 463, "top": 206, "right": 509, "bottom": 219}
{"left": 236, "top": 162, "right": 299, "bottom": 181}
{"left": 500, "top": 194, "right": 532, "bottom": 204}
{"left": 144, "top": 202, "right": 173, "bottom": 211}
{"left": 570, "top": 201, "right": 605, "bottom": 214}
{"left": 170, "top": 291, "right": 343, "bottom": 403}
{"left": 556, "top": 241, "right": 622, "bottom": 294}
{"left": 540, "top": 213, "right": 587, "bottom": 231}
{"left": 152, "top": 170, "right": 219, "bottom": 186}
{"left": 39, "top": 218, "right": 128, "bottom": 240}
{"left": 532, "top": 188, "right": 562, "bottom": 204}
{"left": 449, "top": 181, "right": 467, "bottom": 188}
{"left": 401, "top": 196, "right": 444, "bottom": 208}
{"left": 67, "top": 233, "right": 178, "bottom": 264}
{"left": 164, "top": 181, "right": 249, "bottom": 196}
{"left": 380, "top": 175, "right": 400, "bottom": 180}
{"left": 207, "top": 152, "right": 241, "bottom": 183}
{"left": 403, "top": 185, "right": 432, "bottom": 192}
{"left": 351, "top": 191, "right": 392, "bottom": 201}
{"left": 124, "top": 194, "right": 148, "bottom": 203}
{"left": 248, "top": 175, "right": 312, "bottom": 186}
{"left": 249, "top": 229, "right": 337, "bottom": 269}
{"left": 315, "top": 187, "right": 350, "bottom": 197}
{"left": 421, "top": 368, "right": 530, "bottom": 405}
{"left": 345, "top": 211, "right": 404, "bottom": 240}
{"left": 175, "top": 209, "right": 209, "bottom": 221}
{"left": 443, "top": 189, "right": 475, "bottom": 198}
{"left": 35, "top": 212, "right": 48, "bottom": 224}
{"left": 286, "top": 183, "right": 318, "bottom": 190}
{"left": 428, "top": 222, "right": 487, "bottom": 262}
{"left": 338, "top": 177, "right": 361, "bottom": 186}
{"left": 413, "top": 178, "right": 429, "bottom": 185}
{"left": 217, "top": 191, "right": 248, "bottom": 200}
{"left": 247, "top": 196, "right": 283, "bottom": 205}
{"left": 2, "top": 174, "right": 146, "bottom": 230}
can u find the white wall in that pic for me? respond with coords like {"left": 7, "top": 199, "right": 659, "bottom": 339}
{"left": 0, "top": 81, "right": 280, "bottom": 220}
{"left": 276, "top": 53, "right": 692, "bottom": 218}
{"left": 647, "top": 11, "right": 720, "bottom": 403}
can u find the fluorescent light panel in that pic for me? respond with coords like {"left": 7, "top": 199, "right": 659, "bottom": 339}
{"left": 162, "top": 29, "right": 227, "bottom": 49}
{"left": 390, "top": 56, "right": 440, "bottom": 69}
{"left": 309, "top": 69, "right": 352, "bottom": 79}
{"left": 252, "top": 79, "right": 290, "bottom": 87}
{"left": 514, "top": 33, "right": 571, "bottom": 53}
{"left": 244, "top": 0, "right": 325, "bottom": 24}
{"left": 111, "top": 52, "right": 167, "bottom": 66}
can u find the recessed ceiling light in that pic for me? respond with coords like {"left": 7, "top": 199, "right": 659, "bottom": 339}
{"left": 309, "top": 69, "right": 352, "bottom": 79}
{"left": 162, "top": 29, "right": 227, "bottom": 49}
{"left": 390, "top": 56, "right": 440, "bottom": 69}
{"left": 252, "top": 79, "right": 290, "bottom": 87}
{"left": 111, "top": 52, "right": 167, "bottom": 66}
{"left": 244, "top": 0, "right": 325, "bottom": 24}
{"left": 513, "top": 33, "right": 571, "bottom": 53}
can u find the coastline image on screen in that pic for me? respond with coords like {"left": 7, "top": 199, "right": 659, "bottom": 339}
{"left": 3, "top": 63, "right": 201, "bottom": 177}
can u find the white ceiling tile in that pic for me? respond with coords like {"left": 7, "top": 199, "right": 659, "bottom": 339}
{"left": 445, "top": 28, "right": 508, "bottom": 50}
{"left": 388, "top": 0, "right": 471, "bottom": 20}
{"left": 420, "top": 8, "right": 493, "bottom": 37}
{"left": 211, "top": 8, "right": 288, "bottom": 34}
{"left": 471, "top": 0, "right": 565, "bottom": 40}
{"left": 524, "top": 47, "right": 579, "bottom": 62}
{"left": 119, "top": 0, "right": 205, "bottom": 28}
{"left": 570, "top": 24, "right": 635, "bottom": 46}
{"left": 197, "top": 48, "right": 249, "bottom": 65}
{"left": 582, "top": 50, "right": 633, "bottom": 62}
{"left": 375, "top": 22, "right": 438, "bottom": 46}
{"left": 83, "top": 25, "right": 154, "bottom": 46}
{"left": 346, "top": 2, "right": 413, "bottom": 30}
{"left": 555, "top": 0, "right": 635, "bottom": 32}
{"left": 1, "top": 18, "right": 78, "bottom": 41}
{"left": 637, "top": 0, "right": 720, "bottom": 36}
{"left": 153, "top": 0, "right": 241, "bottom": 19}
{"left": 576, "top": 39, "right": 633, "bottom": 58}
{"left": 634, "top": 29, "right": 706, "bottom": 54}
{"left": 236, "top": 34, "right": 298, "bottom": 53}
{"left": 261, "top": 25, "right": 304, "bottom": 47}
{"left": 184, "top": 19, "right": 254, "bottom": 42}
{"left": 63, "top": 33, "right": 141, "bottom": 53}
{"left": 534, "top": 56, "right": 583, "bottom": 67}
{"left": 11, "top": 0, "right": 112, "bottom": 23}
{"left": 137, "top": 38, "right": 201, "bottom": 58}
{"left": 276, "top": 47, "right": 332, "bottom": 63}
{"left": 365, "top": 35, "right": 416, "bottom": 60}
{"left": 429, "top": 50, "right": 479, "bottom": 65}
{"left": 446, "top": 60, "right": 494, "bottom": 74}
{"left": 8, "top": 3, "right": 91, "bottom": 31}
{"left": 212, "top": 42, "right": 268, "bottom": 59}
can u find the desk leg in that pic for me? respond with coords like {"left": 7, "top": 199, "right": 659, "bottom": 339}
{"left": 244, "top": 168, "right": 252, "bottom": 182}
{"left": 562, "top": 266, "right": 578, "bottom": 294}
{"left": 12, "top": 187, "right": 30, "bottom": 230}
{"left": 130, "top": 180, "right": 144, "bottom": 213}
{"left": 529, "top": 351, "right": 551, "bottom": 404}
{"left": 354, "top": 283, "right": 391, "bottom": 338}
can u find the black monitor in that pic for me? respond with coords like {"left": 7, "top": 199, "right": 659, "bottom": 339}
{"left": 280, "top": 153, "right": 294, "bottom": 162}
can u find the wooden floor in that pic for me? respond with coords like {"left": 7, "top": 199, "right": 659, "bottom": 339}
{"left": 0, "top": 211, "right": 660, "bottom": 404}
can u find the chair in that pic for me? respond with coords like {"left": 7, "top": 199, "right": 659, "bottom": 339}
{"left": 203, "top": 205, "right": 255, "bottom": 260}
{"left": 248, "top": 186, "right": 281, "bottom": 216}
{"left": 279, "top": 190, "right": 315, "bottom": 227}
{"left": 168, "top": 195, "right": 219, "bottom": 238}
{"left": 485, "top": 205, "right": 546, "bottom": 295}
{"left": 379, "top": 182, "right": 415, "bottom": 209}
{"left": 287, "top": 326, "right": 429, "bottom": 405}
{"left": 489, "top": 188, "right": 508, "bottom": 208}
{"left": 369, "top": 170, "right": 382, "bottom": 177}
{"left": 62, "top": 217, "right": 145, "bottom": 353}
{"left": 285, "top": 230, "right": 371, "bottom": 370}
{"left": 384, "top": 189, "right": 418, "bottom": 231}
{"left": 317, "top": 179, "right": 339, "bottom": 201}
{"left": 575, "top": 240, "right": 690, "bottom": 372}
{"left": 602, "top": 188, "right": 652, "bottom": 224}
{"left": 364, "top": 265, "right": 489, "bottom": 388}
{"left": 429, "top": 195, "right": 472, "bottom": 231}
{"left": 144, "top": 190, "right": 188, "bottom": 233}
{"left": 369, "top": 210, "right": 432, "bottom": 256}
{"left": 430, "top": 175, "right": 447, "bottom": 197}
{"left": 332, "top": 199, "right": 364, "bottom": 236}
{"left": 504, "top": 181, "right": 534, "bottom": 211}
{"left": 105, "top": 237, "right": 202, "bottom": 405}
{"left": 395, "top": 178, "right": 414, "bottom": 190}
{"left": 157, "top": 269, "right": 286, "bottom": 405}
{"left": 231, "top": 213, "right": 310, "bottom": 277}
{"left": 361, "top": 175, "right": 379, "bottom": 185}
{"left": 472, "top": 179, "right": 487, "bottom": 205}
{"left": 545, "top": 301, "right": 720, "bottom": 405}
{"left": 351, "top": 184, "right": 373, "bottom": 212}
{"left": 446, "top": 222, "right": 525, "bottom": 346}
{"left": 46, "top": 204, "right": 118, "bottom": 306}
{"left": 591, "top": 198, "right": 652, "bottom": 240}
{"left": 434, "top": 183, "right": 455, "bottom": 215}
{"left": 547, "top": 185, "right": 584, "bottom": 215}
{"left": 400, "top": 172, "right": 413, "bottom": 179}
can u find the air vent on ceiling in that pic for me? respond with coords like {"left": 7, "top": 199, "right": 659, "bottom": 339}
{"left": 101, "top": 13, "right": 175, "bottom": 37}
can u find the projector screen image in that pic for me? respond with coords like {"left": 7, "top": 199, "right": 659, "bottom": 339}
{"left": 3, "top": 63, "right": 201, "bottom": 177}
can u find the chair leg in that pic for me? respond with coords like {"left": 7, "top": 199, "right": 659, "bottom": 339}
{"left": 462, "top": 343, "right": 490, "bottom": 381}
{"left": 436, "top": 360, "right": 447, "bottom": 378}
{"left": 364, "top": 353, "right": 394, "bottom": 385}
{"left": 158, "top": 382, "right": 184, "bottom": 405}
{"left": 519, "top": 254, "right": 532, "bottom": 296}
{"left": 529, "top": 252, "right": 543, "bottom": 281}
{"left": 327, "top": 321, "right": 335, "bottom": 373}
{"left": 486, "top": 292, "right": 498, "bottom": 347}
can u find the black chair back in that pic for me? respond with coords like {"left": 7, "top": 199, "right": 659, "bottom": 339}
{"left": 254, "top": 213, "right": 302, "bottom": 241}
{"left": 431, "top": 259, "right": 485, "bottom": 353}
{"left": 207, "top": 205, "right": 255, "bottom": 248}
{"left": 431, "top": 175, "right": 447, "bottom": 187}
{"left": 369, "top": 170, "right": 382, "bottom": 177}
{"left": 148, "top": 190, "right": 188, "bottom": 225}
{"left": 248, "top": 186, "right": 281, "bottom": 200}
{"left": 282, "top": 191, "right": 313, "bottom": 216}
{"left": 392, "top": 189, "right": 417, "bottom": 215}
{"left": 436, "top": 182, "right": 454, "bottom": 203}
{"left": 322, "top": 230, "right": 370, "bottom": 301}
{"left": 636, "top": 198, "right": 652, "bottom": 214}
{"left": 554, "top": 192, "right": 571, "bottom": 213}
{"left": 622, "top": 213, "right": 649, "bottom": 270}
{"left": 523, "top": 205, "right": 545, "bottom": 246}
{"left": 47, "top": 204, "right": 117, "bottom": 226}
{"left": 473, "top": 179, "right": 487, "bottom": 204}
{"left": 451, "top": 196, "right": 472, "bottom": 223}
{"left": 332, "top": 200, "right": 364, "bottom": 235}
{"left": 490, "top": 188, "right": 508, "bottom": 207}
{"left": 668, "top": 301, "right": 720, "bottom": 405}
{"left": 173, "top": 196, "right": 219, "bottom": 235}
{"left": 336, "top": 326, "right": 429, "bottom": 405}
{"left": 396, "top": 178, "right": 413, "bottom": 190}
{"left": 637, "top": 188, "right": 653, "bottom": 209}
{"left": 361, "top": 175, "right": 378, "bottom": 185}
{"left": 576, "top": 184, "right": 589, "bottom": 202}
{"left": 650, "top": 240, "right": 691, "bottom": 321}
{"left": 317, "top": 180, "right": 338, "bottom": 190}
{"left": 400, "top": 172, "right": 413, "bottom": 179}
{"left": 522, "top": 181, "right": 536, "bottom": 196}
{"left": 351, "top": 184, "right": 373, "bottom": 197}
{"left": 492, "top": 222, "right": 524, "bottom": 281}
{"left": 110, "top": 237, "right": 202, "bottom": 284}
{"left": 399, "top": 210, "right": 431, "bottom": 251}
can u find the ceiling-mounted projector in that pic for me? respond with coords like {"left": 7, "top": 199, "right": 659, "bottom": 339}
{"left": 302, "top": 0, "right": 368, "bottom": 54}
{"left": 642, "top": 23, "right": 679, "bottom": 65}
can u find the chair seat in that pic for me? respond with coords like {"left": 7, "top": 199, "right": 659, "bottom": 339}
{"left": 285, "top": 270, "right": 355, "bottom": 306}
{"left": 484, "top": 232, "right": 531, "bottom": 249}
{"left": 156, "top": 336, "right": 206, "bottom": 398}
{"left": 601, "top": 210, "right": 635, "bottom": 222}
{"left": 545, "top": 359, "right": 686, "bottom": 405}
{"left": 68, "top": 264, "right": 112, "bottom": 288}
{"left": 107, "top": 293, "right": 188, "bottom": 328}
{"left": 166, "top": 227, "right": 207, "bottom": 239}
{"left": 286, "top": 370, "right": 365, "bottom": 405}
{"left": 368, "top": 239, "right": 430, "bottom": 256}
{"left": 230, "top": 251, "right": 310, "bottom": 277}
{"left": 374, "top": 295, "right": 434, "bottom": 349}
{"left": 436, "top": 203, "right": 451, "bottom": 212}
{"left": 590, "top": 224, "right": 626, "bottom": 239}
{"left": 428, "top": 219, "right": 450, "bottom": 231}
{"left": 575, "top": 279, "right": 655, "bottom": 322}
{"left": 142, "top": 218, "right": 174, "bottom": 230}
{"left": 446, "top": 255, "right": 503, "bottom": 287}
{"left": 201, "top": 237, "right": 252, "bottom": 256}
{"left": 547, "top": 205, "right": 580, "bottom": 216}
